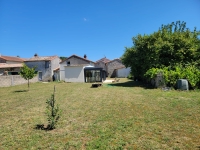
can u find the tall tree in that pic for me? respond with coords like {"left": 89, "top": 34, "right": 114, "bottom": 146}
{"left": 121, "top": 21, "right": 200, "bottom": 80}
{"left": 20, "top": 64, "right": 37, "bottom": 90}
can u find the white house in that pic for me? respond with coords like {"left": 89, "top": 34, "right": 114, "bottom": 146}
{"left": 63, "top": 64, "right": 106, "bottom": 83}
{"left": 60, "top": 54, "right": 106, "bottom": 82}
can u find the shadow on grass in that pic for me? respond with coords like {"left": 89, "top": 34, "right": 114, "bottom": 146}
{"left": 34, "top": 124, "right": 54, "bottom": 131}
{"left": 106, "top": 80, "right": 154, "bottom": 89}
{"left": 13, "top": 90, "right": 28, "bottom": 93}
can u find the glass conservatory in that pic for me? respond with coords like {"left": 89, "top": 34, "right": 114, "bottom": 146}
{"left": 84, "top": 67, "right": 106, "bottom": 83}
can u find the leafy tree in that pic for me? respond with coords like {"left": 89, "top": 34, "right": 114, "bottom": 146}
{"left": 20, "top": 64, "right": 37, "bottom": 90}
{"left": 121, "top": 21, "right": 200, "bottom": 80}
{"left": 59, "top": 56, "right": 67, "bottom": 61}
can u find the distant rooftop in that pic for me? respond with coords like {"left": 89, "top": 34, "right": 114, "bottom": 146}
{"left": 0, "top": 55, "right": 26, "bottom": 62}
{"left": 60, "top": 54, "right": 95, "bottom": 64}
{"left": 96, "top": 57, "right": 111, "bottom": 63}
{"left": 25, "top": 55, "right": 58, "bottom": 61}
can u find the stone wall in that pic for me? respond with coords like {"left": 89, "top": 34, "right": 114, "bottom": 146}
{"left": 0, "top": 75, "right": 38, "bottom": 87}
{"left": 106, "top": 59, "right": 125, "bottom": 78}
{"left": 95, "top": 61, "right": 108, "bottom": 76}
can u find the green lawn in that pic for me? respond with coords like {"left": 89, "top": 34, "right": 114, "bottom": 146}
{"left": 0, "top": 78, "right": 200, "bottom": 149}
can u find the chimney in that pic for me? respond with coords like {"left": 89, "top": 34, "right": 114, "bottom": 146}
{"left": 34, "top": 53, "right": 38, "bottom": 57}
{"left": 84, "top": 54, "right": 87, "bottom": 59}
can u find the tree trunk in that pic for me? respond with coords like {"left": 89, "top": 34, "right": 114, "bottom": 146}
{"left": 28, "top": 79, "right": 30, "bottom": 91}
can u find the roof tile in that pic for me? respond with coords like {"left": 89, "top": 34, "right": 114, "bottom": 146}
{"left": 25, "top": 55, "right": 58, "bottom": 61}
{"left": 0, "top": 55, "right": 26, "bottom": 62}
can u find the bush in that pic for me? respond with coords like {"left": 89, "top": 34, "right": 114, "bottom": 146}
{"left": 127, "top": 73, "right": 133, "bottom": 79}
{"left": 145, "top": 64, "right": 200, "bottom": 89}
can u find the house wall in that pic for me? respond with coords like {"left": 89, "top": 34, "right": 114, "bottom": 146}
{"left": 0, "top": 75, "right": 38, "bottom": 87}
{"left": 116, "top": 67, "right": 131, "bottom": 78}
{"left": 59, "top": 63, "right": 65, "bottom": 81}
{"left": 25, "top": 61, "right": 52, "bottom": 81}
{"left": 51, "top": 57, "right": 60, "bottom": 72}
{"left": 6, "top": 61, "right": 23, "bottom": 64}
{"left": 107, "top": 59, "right": 125, "bottom": 78}
{"left": 51, "top": 57, "right": 60, "bottom": 80}
{"left": 65, "top": 56, "right": 95, "bottom": 66}
{"left": 64, "top": 66, "right": 85, "bottom": 82}
{"left": 95, "top": 61, "right": 106, "bottom": 72}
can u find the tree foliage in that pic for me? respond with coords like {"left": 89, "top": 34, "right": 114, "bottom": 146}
{"left": 20, "top": 64, "right": 37, "bottom": 90}
{"left": 121, "top": 21, "right": 200, "bottom": 80}
{"left": 59, "top": 56, "right": 67, "bottom": 61}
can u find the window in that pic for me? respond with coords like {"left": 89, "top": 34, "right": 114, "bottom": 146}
{"left": 85, "top": 69, "right": 101, "bottom": 82}
{"left": 67, "top": 61, "right": 70, "bottom": 65}
{"left": 45, "top": 61, "right": 49, "bottom": 68}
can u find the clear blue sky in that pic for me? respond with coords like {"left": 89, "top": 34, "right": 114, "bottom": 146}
{"left": 0, "top": 0, "right": 200, "bottom": 61}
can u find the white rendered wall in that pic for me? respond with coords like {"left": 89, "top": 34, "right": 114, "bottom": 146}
{"left": 65, "top": 66, "right": 85, "bottom": 82}
{"left": 116, "top": 67, "right": 131, "bottom": 78}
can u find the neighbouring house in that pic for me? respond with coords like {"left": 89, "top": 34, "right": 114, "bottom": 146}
{"left": 25, "top": 54, "right": 60, "bottom": 81}
{"left": 96, "top": 57, "right": 128, "bottom": 78}
{"left": 106, "top": 59, "right": 125, "bottom": 78}
{"left": 60, "top": 54, "right": 106, "bottom": 82}
{"left": 0, "top": 55, "right": 25, "bottom": 75}
{"left": 95, "top": 57, "right": 110, "bottom": 76}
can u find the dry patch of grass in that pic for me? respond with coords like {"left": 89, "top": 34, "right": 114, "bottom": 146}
{"left": 0, "top": 79, "right": 200, "bottom": 149}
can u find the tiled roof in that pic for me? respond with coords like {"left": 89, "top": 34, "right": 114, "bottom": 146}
{"left": 0, "top": 63, "right": 23, "bottom": 68}
{"left": 107, "top": 58, "right": 121, "bottom": 63}
{"left": 96, "top": 57, "right": 111, "bottom": 63}
{"left": 25, "top": 55, "right": 58, "bottom": 61}
{"left": 60, "top": 54, "right": 95, "bottom": 64}
{"left": 0, "top": 55, "right": 26, "bottom": 62}
{"left": 107, "top": 58, "right": 125, "bottom": 68}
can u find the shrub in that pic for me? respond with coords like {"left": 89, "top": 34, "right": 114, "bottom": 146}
{"left": 145, "top": 64, "right": 200, "bottom": 89}
{"left": 46, "top": 86, "right": 61, "bottom": 130}
{"left": 127, "top": 73, "right": 133, "bottom": 79}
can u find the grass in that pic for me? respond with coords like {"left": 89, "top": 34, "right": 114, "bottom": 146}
{"left": 0, "top": 78, "right": 200, "bottom": 149}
